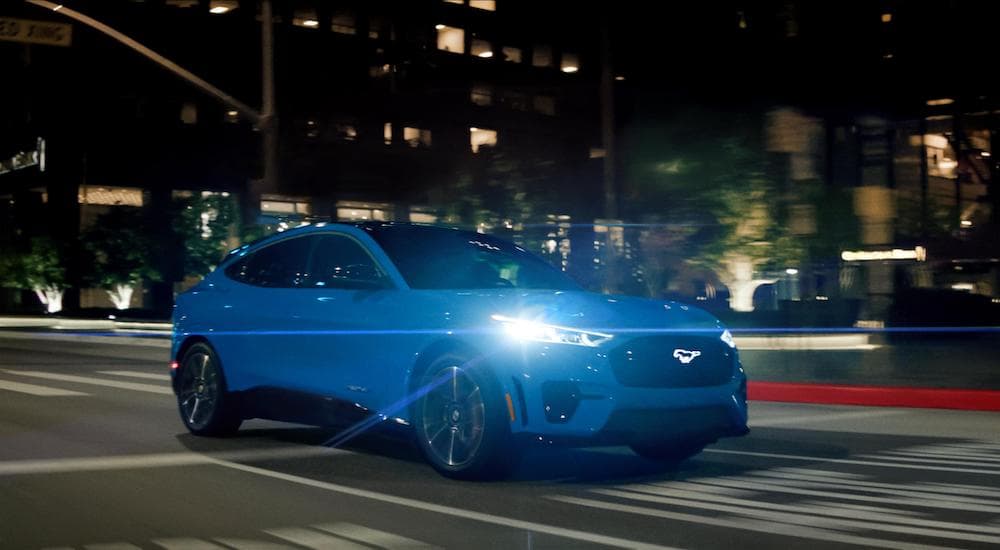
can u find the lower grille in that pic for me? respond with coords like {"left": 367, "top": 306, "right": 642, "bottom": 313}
{"left": 610, "top": 335, "right": 734, "bottom": 388}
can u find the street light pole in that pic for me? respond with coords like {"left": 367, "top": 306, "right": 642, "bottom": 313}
{"left": 25, "top": 0, "right": 276, "bottom": 229}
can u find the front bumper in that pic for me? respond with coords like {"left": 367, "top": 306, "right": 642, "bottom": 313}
{"left": 491, "top": 338, "right": 749, "bottom": 446}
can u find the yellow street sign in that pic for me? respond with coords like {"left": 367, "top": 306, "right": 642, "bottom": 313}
{"left": 0, "top": 16, "right": 72, "bottom": 47}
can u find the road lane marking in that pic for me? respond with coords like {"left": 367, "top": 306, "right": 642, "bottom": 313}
{"left": 750, "top": 409, "right": 905, "bottom": 427}
{"left": 745, "top": 470, "right": 1000, "bottom": 506}
{"left": 549, "top": 495, "right": 949, "bottom": 550}
{"left": 0, "top": 378, "right": 88, "bottom": 396}
{"left": 314, "top": 522, "right": 439, "bottom": 549}
{"left": 209, "top": 459, "right": 678, "bottom": 550}
{"left": 6, "top": 370, "right": 172, "bottom": 395}
{"left": 703, "top": 448, "right": 1000, "bottom": 475}
{"left": 152, "top": 539, "right": 228, "bottom": 550}
{"left": 212, "top": 539, "right": 296, "bottom": 550}
{"left": 857, "top": 452, "right": 1000, "bottom": 468}
{"left": 264, "top": 527, "right": 380, "bottom": 550}
{"left": 98, "top": 370, "right": 171, "bottom": 382}
{"left": 591, "top": 488, "right": 1000, "bottom": 545}
{"left": 0, "top": 447, "right": 345, "bottom": 476}
{"left": 83, "top": 544, "right": 143, "bottom": 550}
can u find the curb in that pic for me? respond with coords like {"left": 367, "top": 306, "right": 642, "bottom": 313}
{"left": 748, "top": 381, "right": 1000, "bottom": 412}
{"left": 0, "top": 330, "right": 170, "bottom": 348}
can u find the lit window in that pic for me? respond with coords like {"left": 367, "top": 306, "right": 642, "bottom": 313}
{"left": 368, "top": 16, "right": 387, "bottom": 39}
{"left": 208, "top": 0, "right": 238, "bottom": 14}
{"left": 471, "top": 39, "right": 493, "bottom": 58}
{"left": 165, "top": 0, "right": 198, "bottom": 7}
{"left": 532, "top": 44, "right": 552, "bottom": 67}
{"left": 336, "top": 201, "right": 393, "bottom": 221}
{"left": 180, "top": 102, "right": 198, "bottom": 125}
{"left": 78, "top": 186, "right": 144, "bottom": 207}
{"left": 332, "top": 11, "right": 356, "bottom": 34}
{"left": 409, "top": 209, "right": 438, "bottom": 223}
{"left": 881, "top": 13, "right": 892, "bottom": 23}
{"left": 501, "top": 46, "right": 522, "bottom": 63}
{"left": 304, "top": 119, "right": 319, "bottom": 139}
{"left": 470, "top": 127, "right": 497, "bottom": 153}
{"left": 560, "top": 53, "right": 579, "bottom": 73}
{"left": 224, "top": 109, "right": 239, "bottom": 123}
{"left": 384, "top": 123, "right": 393, "bottom": 144}
{"left": 471, "top": 83, "right": 493, "bottom": 106}
{"left": 261, "top": 199, "right": 311, "bottom": 215}
{"left": 404, "top": 127, "right": 432, "bottom": 148}
{"left": 293, "top": 8, "right": 319, "bottom": 29}
{"left": 469, "top": 0, "right": 496, "bottom": 11}
{"left": 436, "top": 25, "right": 465, "bottom": 53}
{"left": 369, "top": 64, "right": 393, "bottom": 78}
{"left": 443, "top": 0, "right": 464, "bottom": 4}
{"left": 335, "top": 123, "right": 357, "bottom": 141}
{"left": 533, "top": 95, "right": 555, "bottom": 115}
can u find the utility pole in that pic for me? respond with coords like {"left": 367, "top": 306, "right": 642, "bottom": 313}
{"left": 599, "top": 21, "right": 618, "bottom": 220}
{"left": 256, "top": 0, "right": 277, "bottom": 223}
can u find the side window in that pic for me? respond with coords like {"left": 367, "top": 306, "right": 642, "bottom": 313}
{"left": 224, "top": 237, "right": 312, "bottom": 288}
{"left": 306, "top": 234, "right": 388, "bottom": 290}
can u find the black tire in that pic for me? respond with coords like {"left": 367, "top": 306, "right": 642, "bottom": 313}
{"left": 175, "top": 342, "right": 242, "bottom": 436}
{"left": 412, "top": 353, "right": 514, "bottom": 480}
{"left": 629, "top": 438, "right": 707, "bottom": 463}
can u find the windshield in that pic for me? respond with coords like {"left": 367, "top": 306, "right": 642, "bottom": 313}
{"left": 363, "top": 224, "right": 580, "bottom": 291}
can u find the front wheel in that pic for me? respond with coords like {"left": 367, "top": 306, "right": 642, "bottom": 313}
{"left": 175, "top": 342, "right": 242, "bottom": 436}
{"left": 413, "top": 355, "right": 513, "bottom": 479}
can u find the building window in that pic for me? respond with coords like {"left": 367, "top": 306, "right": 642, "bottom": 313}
{"left": 443, "top": 0, "right": 464, "bottom": 4}
{"left": 368, "top": 16, "right": 388, "bottom": 40}
{"left": 533, "top": 95, "right": 555, "bottom": 116}
{"left": 336, "top": 201, "right": 393, "bottom": 221}
{"left": 224, "top": 109, "right": 240, "bottom": 123}
{"left": 471, "top": 83, "right": 493, "bottom": 106}
{"left": 292, "top": 8, "right": 319, "bottom": 29}
{"left": 409, "top": 208, "right": 438, "bottom": 223}
{"left": 501, "top": 46, "right": 522, "bottom": 63}
{"left": 78, "top": 186, "right": 144, "bottom": 207}
{"left": 436, "top": 25, "right": 465, "bottom": 53}
{"left": 532, "top": 44, "right": 553, "bottom": 67}
{"left": 369, "top": 63, "right": 393, "bottom": 78}
{"left": 500, "top": 90, "right": 528, "bottom": 111}
{"left": 404, "top": 127, "right": 432, "bottom": 148}
{"left": 335, "top": 123, "right": 358, "bottom": 141}
{"left": 560, "top": 52, "right": 580, "bottom": 73}
{"left": 471, "top": 38, "right": 493, "bottom": 58}
{"left": 261, "top": 198, "right": 311, "bottom": 216}
{"left": 180, "top": 102, "right": 198, "bottom": 125}
{"left": 304, "top": 119, "right": 320, "bottom": 139}
{"left": 208, "top": 0, "right": 238, "bottom": 14}
{"left": 470, "top": 127, "right": 497, "bottom": 153}
{"left": 331, "top": 11, "right": 356, "bottom": 34}
{"left": 469, "top": 0, "right": 496, "bottom": 11}
{"left": 384, "top": 123, "right": 393, "bottom": 144}
{"left": 165, "top": 0, "right": 199, "bottom": 7}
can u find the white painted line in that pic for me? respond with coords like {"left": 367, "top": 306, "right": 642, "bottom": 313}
{"left": 7, "top": 370, "right": 172, "bottom": 395}
{"left": 593, "top": 488, "right": 1000, "bottom": 545}
{"left": 703, "top": 448, "right": 1000, "bottom": 475}
{"left": 550, "top": 495, "right": 947, "bottom": 550}
{"left": 98, "top": 370, "right": 171, "bottom": 382}
{"left": 263, "top": 527, "right": 376, "bottom": 550}
{"left": 918, "top": 482, "right": 1000, "bottom": 499}
{"left": 83, "top": 544, "right": 143, "bottom": 550}
{"left": 858, "top": 452, "right": 1000, "bottom": 468}
{"left": 615, "top": 480, "right": 758, "bottom": 498}
{"left": 153, "top": 538, "right": 228, "bottom": 550}
{"left": 209, "top": 459, "right": 677, "bottom": 550}
{"left": 750, "top": 409, "right": 905, "bottom": 427}
{"left": 0, "top": 329, "right": 170, "bottom": 348}
{"left": 683, "top": 476, "right": 1000, "bottom": 514}
{"left": 746, "top": 470, "right": 1000, "bottom": 506}
{"left": 769, "top": 466, "right": 867, "bottom": 480}
{"left": 212, "top": 538, "right": 296, "bottom": 550}
{"left": 882, "top": 448, "right": 1000, "bottom": 462}
{"left": 314, "top": 522, "right": 439, "bottom": 549}
{"left": 0, "top": 447, "right": 345, "bottom": 476}
{"left": 798, "top": 500, "right": 927, "bottom": 518}
{"left": 0, "top": 378, "right": 88, "bottom": 396}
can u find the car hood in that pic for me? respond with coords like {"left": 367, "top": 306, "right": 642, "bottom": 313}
{"left": 442, "top": 289, "right": 723, "bottom": 333}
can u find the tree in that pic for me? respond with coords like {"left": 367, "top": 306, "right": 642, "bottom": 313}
{"left": 0, "top": 237, "right": 70, "bottom": 313}
{"left": 173, "top": 193, "right": 238, "bottom": 279}
{"left": 623, "top": 108, "right": 805, "bottom": 311}
{"left": 82, "top": 208, "right": 161, "bottom": 310}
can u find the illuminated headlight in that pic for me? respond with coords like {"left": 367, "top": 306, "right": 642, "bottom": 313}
{"left": 720, "top": 329, "right": 737, "bottom": 349}
{"left": 491, "top": 314, "right": 613, "bottom": 347}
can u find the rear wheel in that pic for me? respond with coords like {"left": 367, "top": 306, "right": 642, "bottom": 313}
{"left": 413, "top": 354, "right": 513, "bottom": 479}
{"left": 629, "top": 438, "right": 707, "bottom": 463}
{"left": 176, "top": 342, "right": 242, "bottom": 436}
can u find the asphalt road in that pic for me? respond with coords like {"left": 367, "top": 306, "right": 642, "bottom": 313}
{"left": 1, "top": 336, "right": 999, "bottom": 550}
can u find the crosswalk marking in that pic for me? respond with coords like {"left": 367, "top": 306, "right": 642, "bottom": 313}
{"left": 314, "top": 522, "right": 439, "bottom": 549}
{"left": 704, "top": 447, "right": 1000, "bottom": 475}
{"left": 264, "top": 527, "right": 373, "bottom": 550}
{"left": 212, "top": 538, "right": 296, "bottom": 550}
{"left": 98, "top": 370, "right": 171, "bottom": 382}
{"left": 6, "top": 370, "right": 172, "bottom": 395}
{"left": 152, "top": 538, "right": 228, "bottom": 550}
{"left": 0, "top": 378, "right": 88, "bottom": 396}
{"left": 84, "top": 544, "right": 143, "bottom": 550}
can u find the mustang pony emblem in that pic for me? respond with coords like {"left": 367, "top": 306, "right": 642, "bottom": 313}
{"left": 672, "top": 349, "right": 702, "bottom": 364}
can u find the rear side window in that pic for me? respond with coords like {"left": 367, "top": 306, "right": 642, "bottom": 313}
{"left": 224, "top": 236, "right": 312, "bottom": 287}
{"left": 306, "top": 234, "right": 388, "bottom": 290}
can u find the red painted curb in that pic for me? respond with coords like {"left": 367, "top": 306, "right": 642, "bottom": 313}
{"left": 747, "top": 381, "right": 1000, "bottom": 411}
